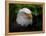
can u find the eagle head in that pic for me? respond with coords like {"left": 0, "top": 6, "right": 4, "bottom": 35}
{"left": 16, "top": 8, "right": 32, "bottom": 27}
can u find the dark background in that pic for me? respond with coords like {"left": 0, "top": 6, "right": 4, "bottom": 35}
{"left": 9, "top": 4, "right": 43, "bottom": 32}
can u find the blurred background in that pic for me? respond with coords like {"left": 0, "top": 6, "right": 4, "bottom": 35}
{"left": 9, "top": 4, "right": 43, "bottom": 32}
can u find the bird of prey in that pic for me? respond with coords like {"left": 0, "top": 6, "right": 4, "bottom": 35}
{"left": 16, "top": 8, "right": 32, "bottom": 27}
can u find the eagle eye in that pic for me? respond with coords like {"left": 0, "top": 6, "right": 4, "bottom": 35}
{"left": 24, "top": 13, "right": 27, "bottom": 14}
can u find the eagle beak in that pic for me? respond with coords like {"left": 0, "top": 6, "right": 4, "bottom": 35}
{"left": 25, "top": 13, "right": 32, "bottom": 19}
{"left": 27, "top": 14, "right": 32, "bottom": 19}
{"left": 28, "top": 14, "right": 32, "bottom": 17}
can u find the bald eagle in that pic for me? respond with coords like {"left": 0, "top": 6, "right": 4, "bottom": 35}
{"left": 16, "top": 8, "right": 32, "bottom": 27}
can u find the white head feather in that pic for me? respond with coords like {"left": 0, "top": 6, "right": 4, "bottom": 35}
{"left": 16, "top": 8, "right": 32, "bottom": 27}
{"left": 19, "top": 8, "right": 32, "bottom": 14}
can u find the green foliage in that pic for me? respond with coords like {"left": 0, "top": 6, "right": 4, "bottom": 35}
{"left": 13, "top": 4, "right": 42, "bottom": 15}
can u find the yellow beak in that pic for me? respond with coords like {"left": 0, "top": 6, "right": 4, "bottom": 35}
{"left": 28, "top": 14, "right": 32, "bottom": 18}
{"left": 25, "top": 13, "right": 32, "bottom": 19}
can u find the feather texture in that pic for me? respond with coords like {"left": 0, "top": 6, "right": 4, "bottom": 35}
{"left": 16, "top": 8, "right": 32, "bottom": 27}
